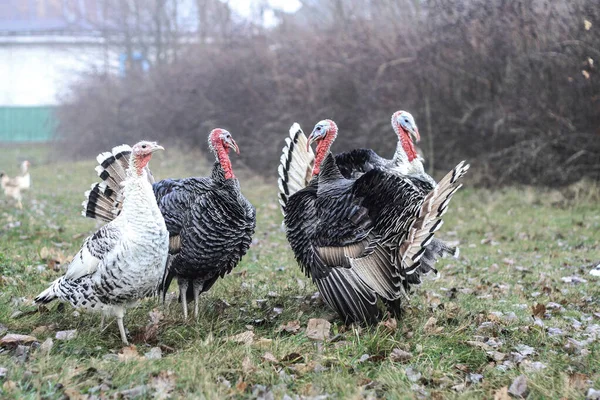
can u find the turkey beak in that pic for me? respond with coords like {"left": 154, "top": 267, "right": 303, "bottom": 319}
{"left": 227, "top": 138, "right": 240, "bottom": 154}
{"left": 307, "top": 130, "right": 324, "bottom": 151}
{"left": 151, "top": 144, "right": 165, "bottom": 153}
{"left": 408, "top": 127, "right": 420, "bottom": 143}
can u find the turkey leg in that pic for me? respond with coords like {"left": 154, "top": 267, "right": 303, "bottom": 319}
{"left": 178, "top": 278, "right": 189, "bottom": 319}
{"left": 117, "top": 316, "right": 128, "bottom": 345}
{"left": 114, "top": 307, "right": 128, "bottom": 345}
{"left": 192, "top": 280, "right": 204, "bottom": 319}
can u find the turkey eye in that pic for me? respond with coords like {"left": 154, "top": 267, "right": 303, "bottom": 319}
{"left": 142, "top": 145, "right": 147, "bottom": 149}
{"left": 316, "top": 127, "right": 321, "bottom": 131}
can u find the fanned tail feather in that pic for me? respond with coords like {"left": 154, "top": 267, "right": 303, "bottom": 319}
{"left": 399, "top": 161, "right": 469, "bottom": 281}
{"left": 278, "top": 123, "right": 315, "bottom": 216}
{"left": 83, "top": 144, "right": 154, "bottom": 223}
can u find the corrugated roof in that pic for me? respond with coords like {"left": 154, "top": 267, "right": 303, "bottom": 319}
{"left": 0, "top": 0, "right": 100, "bottom": 34}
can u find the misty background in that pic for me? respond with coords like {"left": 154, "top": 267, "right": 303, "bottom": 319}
{"left": 1, "top": 0, "right": 599, "bottom": 186}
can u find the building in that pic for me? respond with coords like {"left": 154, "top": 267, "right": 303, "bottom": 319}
{"left": 0, "top": 0, "right": 121, "bottom": 142}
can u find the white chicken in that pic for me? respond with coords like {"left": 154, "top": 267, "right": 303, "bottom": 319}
{"left": 34, "top": 142, "right": 169, "bottom": 344}
{"left": 0, "top": 160, "right": 31, "bottom": 209}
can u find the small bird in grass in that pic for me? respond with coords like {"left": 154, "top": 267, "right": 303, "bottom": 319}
{"left": 0, "top": 160, "right": 31, "bottom": 209}
{"left": 34, "top": 141, "right": 169, "bottom": 344}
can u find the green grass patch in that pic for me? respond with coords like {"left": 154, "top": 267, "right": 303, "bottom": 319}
{"left": 1, "top": 145, "right": 599, "bottom": 399}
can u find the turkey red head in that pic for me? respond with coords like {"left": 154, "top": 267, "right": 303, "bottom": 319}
{"left": 391, "top": 110, "right": 419, "bottom": 163}
{"left": 209, "top": 128, "right": 239, "bottom": 180}
{"left": 131, "top": 141, "right": 164, "bottom": 175}
{"left": 209, "top": 128, "right": 239, "bottom": 155}
{"left": 308, "top": 119, "right": 338, "bottom": 175}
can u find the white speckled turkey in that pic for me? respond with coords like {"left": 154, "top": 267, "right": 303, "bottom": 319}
{"left": 35, "top": 141, "right": 169, "bottom": 344}
{"left": 279, "top": 118, "right": 468, "bottom": 323}
{"left": 82, "top": 129, "right": 256, "bottom": 320}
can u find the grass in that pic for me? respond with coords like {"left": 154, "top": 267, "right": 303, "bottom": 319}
{"left": 0, "top": 144, "right": 599, "bottom": 399}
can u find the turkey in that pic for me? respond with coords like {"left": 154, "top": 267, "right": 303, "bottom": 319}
{"left": 282, "top": 120, "right": 469, "bottom": 324}
{"left": 0, "top": 160, "right": 31, "bottom": 209}
{"left": 81, "top": 129, "right": 256, "bottom": 319}
{"left": 278, "top": 113, "right": 457, "bottom": 267}
{"left": 334, "top": 111, "right": 434, "bottom": 187}
{"left": 35, "top": 142, "right": 169, "bottom": 344}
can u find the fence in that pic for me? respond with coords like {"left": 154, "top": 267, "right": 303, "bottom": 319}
{"left": 0, "top": 106, "right": 56, "bottom": 142}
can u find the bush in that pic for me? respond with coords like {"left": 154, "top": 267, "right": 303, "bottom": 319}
{"left": 55, "top": 0, "right": 600, "bottom": 186}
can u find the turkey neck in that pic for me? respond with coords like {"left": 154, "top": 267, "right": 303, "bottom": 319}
{"left": 392, "top": 124, "right": 425, "bottom": 175}
{"left": 313, "top": 129, "right": 338, "bottom": 176}
{"left": 121, "top": 157, "right": 164, "bottom": 226}
{"left": 210, "top": 141, "right": 235, "bottom": 180}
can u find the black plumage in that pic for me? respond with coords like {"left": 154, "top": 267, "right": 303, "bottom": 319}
{"left": 157, "top": 164, "right": 256, "bottom": 315}
{"left": 285, "top": 153, "right": 468, "bottom": 324}
{"left": 280, "top": 119, "right": 468, "bottom": 324}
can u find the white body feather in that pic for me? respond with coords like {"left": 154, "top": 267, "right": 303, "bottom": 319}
{"left": 36, "top": 166, "right": 169, "bottom": 319}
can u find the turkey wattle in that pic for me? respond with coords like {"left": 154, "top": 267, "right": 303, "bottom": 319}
{"left": 82, "top": 129, "right": 256, "bottom": 319}
{"left": 282, "top": 120, "right": 469, "bottom": 324}
{"left": 35, "top": 141, "right": 169, "bottom": 344}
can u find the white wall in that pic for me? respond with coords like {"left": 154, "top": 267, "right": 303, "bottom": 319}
{"left": 0, "top": 37, "right": 117, "bottom": 106}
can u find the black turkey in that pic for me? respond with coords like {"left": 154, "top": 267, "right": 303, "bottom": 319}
{"left": 281, "top": 120, "right": 469, "bottom": 324}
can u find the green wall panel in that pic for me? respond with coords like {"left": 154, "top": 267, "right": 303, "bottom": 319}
{"left": 0, "top": 106, "right": 56, "bottom": 142}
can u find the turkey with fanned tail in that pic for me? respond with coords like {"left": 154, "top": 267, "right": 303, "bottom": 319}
{"left": 281, "top": 120, "right": 469, "bottom": 324}
{"left": 81, "top": 129, "right": 256, "bottom": 320}
{"left": 35, "top": 141, "right": 169, "bottom": 344}
{"left": 278, "top": 112, "right": 459, "bottom": 280}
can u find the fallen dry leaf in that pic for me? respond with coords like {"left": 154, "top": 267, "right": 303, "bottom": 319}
{"left": 493, "top": 386, "right": 510, "bottom": 400}
{"left": 306, "top": 318, "right": 331, "bottom": 341}
{"left": 254, "top": 337, "right": 273, "bottom": 349}
{"left": 2, "top": 380, "right": 17, "bottom": 393}
{"left": 55, "top": 330, "right": 77, "bottom": 341}
{"left": 119, "top": 385, "right": 148, "bottom": 398}
{"left": 584, "top": 19, "right": 592, "bottom": 30}
{"left": 31, "top": 325, "right": 54, "bottom": 336}
{"left": 466, "top": 341, "right": 492, "bottom": 351}
{"left": 487, "top": 351, "right": 506, "bottom": 361}
{"left": 508, "top": 375, "right": 528, "bottom": 398}
{"left": 567, "top": 372, "right": 588, "bottom": 390}
{"left": 242, "top": 356, "right": 254, "bottom": 374}
{"left": 63, "top": 387, "right": 87, "bottom": 400}
{"left": 148, "top": 370, "right": 175, "bottom": 400}
{"left": 532, "top": 303, "right": 546, "bottom": 318}
{"left": 144, "top": 347, "right": 162, "bottom": 360}
{"left": 381, "top": 318, "right": 398, "bottom": 333}
{"left": 280, "top": 352, "right": 304, "bottom": 364}
{"left": 39, "top": 338, "right": 53, "bottom": 356}
{"left": 227, "top": 330, "right": 255, "bottom": 345}
{"left": 423, "top": 317, "right": 437, "bottom": 333}
{"left": 236, "top": 379, "right": 248, "bottom": 392}
{"left": 142, "top": 309, "right": 164, "bottom": 343}
{"left": 262, "top": 352, "right": 278, "bottom": 363}
{"left": 455, "top": 364, "right": 469, "bottom": 372}
{"left": 1, "top": 334, "right": 38, "bottom": 346}
{"left": 278, "top": 320, "right": 301, "bottom": 334}
{"left": 389, "top": 348, "right": 412, "bottom": 363}
{"left": 118, "top": 346, "right": 143, "bottom": 362}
